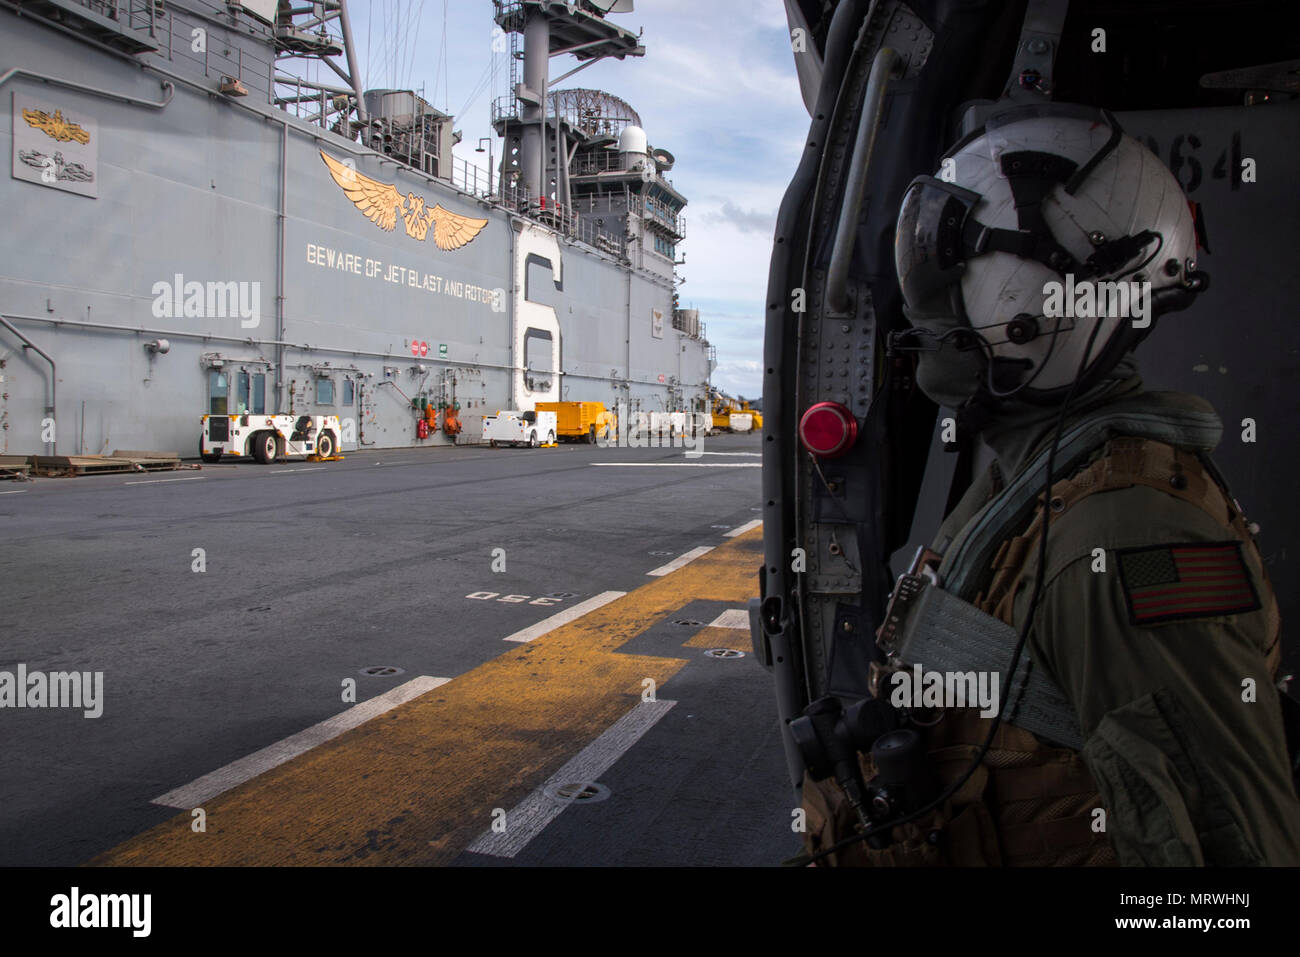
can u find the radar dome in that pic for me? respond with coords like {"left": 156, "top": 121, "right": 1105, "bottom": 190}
{"left": 618, "top": 125, "right": 648, "bottom": 163}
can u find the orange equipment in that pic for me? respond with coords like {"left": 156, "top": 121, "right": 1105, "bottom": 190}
{"left": 442, "top": 403, "right": 462, "bottom": 437}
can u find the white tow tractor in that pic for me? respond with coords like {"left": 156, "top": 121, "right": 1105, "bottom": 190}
{"left": 481, "top": 409, "right": 557, "bottom": 448}
{"left": 200, "top": 413, "right": 342, "bottom": 464}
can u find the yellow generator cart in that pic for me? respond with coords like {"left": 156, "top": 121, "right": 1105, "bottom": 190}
{"left": 535, "top": 401, "right": 614, "bottom": 444}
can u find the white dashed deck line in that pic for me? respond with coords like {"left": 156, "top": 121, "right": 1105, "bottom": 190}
{"left": 123, "top": 477, "right": 206, "bottom": 485}
{"left": 151, "top": 675, "right": 451, "bottom": 809}
{"left": 646, "top": 546, "right": 714, "bottom": 577}
{"left": 502, "top": 591, "right": 627, "bottom": 643}
{"left": 707, "top": 609, "right": 750, "bottom": 630}
{"left": 464, "top": 699, "right": 676, "bottom": 858}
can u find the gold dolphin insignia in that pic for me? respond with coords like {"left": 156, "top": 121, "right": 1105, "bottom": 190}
{"left": 22, "top": 108, "right": 91, "bottom": 144}
{"left": 319, "top": 150, "right": 488, "bottom": 250}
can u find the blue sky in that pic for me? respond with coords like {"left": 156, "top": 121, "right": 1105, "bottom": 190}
{"left": 341, "top": 0, "right": 808, "bottom": 400}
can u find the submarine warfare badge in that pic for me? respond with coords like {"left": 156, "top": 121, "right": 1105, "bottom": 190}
{"left": 320, "top": 150, "right": 488, "bottom": 250}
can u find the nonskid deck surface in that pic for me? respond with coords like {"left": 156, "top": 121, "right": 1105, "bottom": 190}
{"left": 0, "top": 434, "right": 798, "bottom": 866}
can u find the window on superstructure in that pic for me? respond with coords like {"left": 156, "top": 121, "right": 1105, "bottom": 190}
{"left": 315, "top": 378, "right": 335, "bottom": 405}
{"left": 209, "top": 371, "right": 229, "bottom": 415}
{"left": 343, "top": 378, "right": 355, "bottom": 407}
{"left": 252, "top": 374, "right": 266, "bottom": 414}
{"left": 236, "top": 372, "right": 251, "bottom": 414}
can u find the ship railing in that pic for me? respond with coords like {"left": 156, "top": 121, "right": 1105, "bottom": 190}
{"left": 492, "top": 0, "right": 528, "bottom": 33}
{"left": 493, "top": 97, "right": 640, "bottom": 147}
{"left": 629, "top": 194, "right": 684, "bottom": 238}
{"left": 22, "top": 0, "right": 173, "bottom": 55}
{"left": 494, "top": 183, "right": 628, "bottom": 259}
{"left": 490, "top": 95, "right": 520, "bottom": 128}
{"left": 58, "top": 0, "right": 157, "bottom": 34}
{"left": 502, "top": 187, "right": 580, "bottom": 234}
{"left": 449, "top": 154, "right": 497, "bottom": 199}
{"left": 573, "top": 217, "right": 627, "bottom": 259}
{"left": 572, "top": 151, "right": 628, "bottom": 176}
{"left": 44, "top": 0, "right": 281, "bottom": 98}
{"left": 423, "top": 156, "right": 632, "bottom": 259}
{"left": 114, "top": 0, "right": 278, "bottom": 103}
{"left": 570, "top": 153, "right": 678, "bottom": 194}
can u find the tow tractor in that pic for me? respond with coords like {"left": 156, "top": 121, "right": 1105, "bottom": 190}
{"left": 200, "top": 413, "right": 342, "bottom": 464}
{"left": 481, "top": 410, "right": 557, "bottom": 448}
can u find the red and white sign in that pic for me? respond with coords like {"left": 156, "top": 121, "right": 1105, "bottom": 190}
{"left": 658, "top": 374, "right": 666, "bottom": 383}
{"left": 419, "top": 341, "right": 429, "bottom": 357}
{"left": 410, "top": 341, "right": 420, "bottom": 357}
{"left": 410, "top": 340, "right": 429, "bottom": 357}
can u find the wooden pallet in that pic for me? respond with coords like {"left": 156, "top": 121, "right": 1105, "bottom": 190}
{"left": 112, "top": 450, "right": 182, "bottom": 471}
{"left": 0, "top": 455, "right": 32, "bottom": 479}
{"left": 31, "top": 451, "right": 183, "bottom": 476}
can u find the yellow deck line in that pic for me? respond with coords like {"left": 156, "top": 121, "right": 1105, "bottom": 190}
{"left": 682, "top": 625, "right": 750, "bottom": 650}
{"left": 90, "top": 526, "right": 762, "bottom": 866}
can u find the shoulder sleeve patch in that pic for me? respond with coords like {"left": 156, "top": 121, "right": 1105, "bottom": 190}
{"left": 1115, "top": 541, "right": 1260, "bottom": 626}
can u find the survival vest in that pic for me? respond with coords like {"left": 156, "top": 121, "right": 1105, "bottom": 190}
{"left": 801, "top": 393, "right": 1280, "bottom": 866}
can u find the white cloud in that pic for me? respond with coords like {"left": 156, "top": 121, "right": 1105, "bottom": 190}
{"left": 713, "top": 359, "right": 764, "bottom": 400}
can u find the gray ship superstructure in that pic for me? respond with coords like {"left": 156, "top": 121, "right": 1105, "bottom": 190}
{"left": 0, "top": 0, "right": 714, "bottom": 457}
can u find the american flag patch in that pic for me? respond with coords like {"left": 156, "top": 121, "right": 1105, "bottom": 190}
{"left": 1117, "top": 542, "right": 1260, "bottom": 625}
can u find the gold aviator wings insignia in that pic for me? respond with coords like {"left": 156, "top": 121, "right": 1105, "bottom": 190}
{"left": 22, "top": 108, "right": 90, "bottom": 145}
{"left": 319, "top": 150, "right": 488, "bottom": 250}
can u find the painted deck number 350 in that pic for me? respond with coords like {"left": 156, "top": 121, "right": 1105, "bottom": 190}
{"left": 466, "top": 592, "right": 563, "bottom": 605}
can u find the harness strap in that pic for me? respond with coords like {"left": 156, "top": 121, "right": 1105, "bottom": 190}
{"left": 938, "top": 396, "right": 1224, "bottom": 599}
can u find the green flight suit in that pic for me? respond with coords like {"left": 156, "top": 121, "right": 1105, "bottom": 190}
{"left": 936, "top": 375, "right": 1300, "bottom": 865}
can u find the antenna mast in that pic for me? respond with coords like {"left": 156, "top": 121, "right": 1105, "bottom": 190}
{"left": 271, "top": 0, "right": 367, "bottom": 132}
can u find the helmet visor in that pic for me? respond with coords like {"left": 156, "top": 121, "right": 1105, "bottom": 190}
{"left": 894, "top": 175, "right": 983, "bottom": 317}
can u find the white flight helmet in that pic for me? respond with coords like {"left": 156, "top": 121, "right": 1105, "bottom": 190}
{"left": 894, "top": 103, "right": 1207, "bottom": 405}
